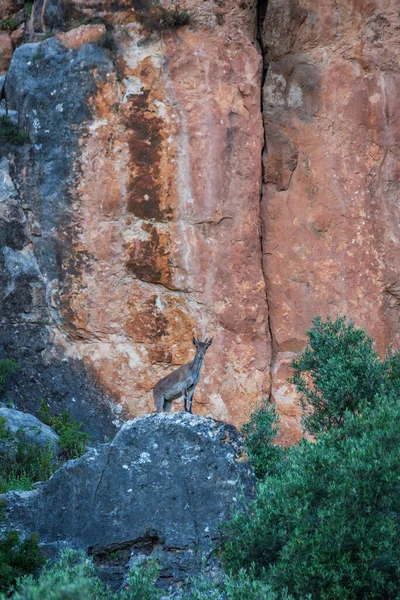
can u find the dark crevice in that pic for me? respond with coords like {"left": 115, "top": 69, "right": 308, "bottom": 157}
{"left": 257, "top": 0, "right": 274, "bottom": 399}
{"left": 257, "top": 0, "right": 269, "bottom": 86}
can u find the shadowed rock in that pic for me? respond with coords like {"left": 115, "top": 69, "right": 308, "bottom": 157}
{"left": 2, "top": 413, "right": 254, "bottom": 588}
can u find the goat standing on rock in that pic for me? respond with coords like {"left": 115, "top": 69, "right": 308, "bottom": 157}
{"left": 153, "top": 337, "right": 212, "bottom": 414}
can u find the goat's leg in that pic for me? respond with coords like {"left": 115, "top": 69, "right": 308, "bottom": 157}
{"left": 164, "top": 399, "right": 173, "bottom": 413}
{"left": 187, "top": 388, "right": 195, "bottom": 414}
{"left": 183, "top": 389, "right": 188, "bottom": 412}
{"left": 154, "top": 390, "right": 165, "bottom": 413}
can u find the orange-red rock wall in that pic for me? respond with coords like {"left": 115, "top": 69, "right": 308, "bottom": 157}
{"left": 55, "top": 1, "right": 270, "bottom": 425}
{"left": 262, "top": 0, "right": 400, "bottom": 443}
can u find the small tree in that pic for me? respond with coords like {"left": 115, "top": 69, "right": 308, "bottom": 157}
{"left": 290, "top": 315, "right": 384, "bottom": 436}
{"left": 221, "top": 395, "right": 400, "bottom": 599}
{"left": 241, "top": 400, "right": 283, "bottom": 479}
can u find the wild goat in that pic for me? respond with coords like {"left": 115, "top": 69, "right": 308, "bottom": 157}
{"left": 153, "top": 337, "right": 212, "bottom": 414}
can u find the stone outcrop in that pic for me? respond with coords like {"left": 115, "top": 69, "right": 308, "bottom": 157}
{"left": 260, "top": 0, "right": 400, "bottom": 443}
{"left": 0, "top": 404, "right": 59, "bottom": 449}
{"left": 2, "top": 413, "right": 254, "bottom": 588}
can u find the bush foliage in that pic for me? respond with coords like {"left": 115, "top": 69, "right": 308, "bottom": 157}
{"left": 0, "top": 18, "right": 17, "bottom": 33}
{"left": 39, "top": 401, "right": 89, "bottom": 460}
{"left": 0, "top": 517, "right": 44, "bottom": 595}
{"left": 222, "top": 316, "right": 400, "bottom": 599}
{"left": 290, "top": 315, "right": 386, "bottom": 435}
{"left": 0, "top": 417, "right": 54, "bottom": 494}
{"left": 139, "top": 2, "right": 191, "bottom": 32}
{"left": 0, "top": 117, "right": 29, "bottom": 147}
{"left": 222, "top": 396, "right": 400, "bottom": 598}
{"left": 0, "top": 549, "right": 297, "bottom": 600}
{"left": 241, "top": 400, "right": 283, "bottom": 479}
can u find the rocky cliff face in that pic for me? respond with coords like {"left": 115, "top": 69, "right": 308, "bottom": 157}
{"left": 261, "top": 0, "right": 400, "bottom": 443}
{"left": 1, "top": 0, "right": 399, "bottom": 443}
{"left": 1, "top": 0, "right": 269, "bottom": 431}
{"left": 3, "top": 413, "right": 254, "bottom": 588}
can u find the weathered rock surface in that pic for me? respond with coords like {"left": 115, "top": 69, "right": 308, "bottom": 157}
{"left": 3, "top": 413, "right": 254, "bottom": 588}
{"left": 261, "top": 0, "right": 400, "bottom": 443}
{"left": 1, "top": 0, "right": 269, "bottom": 430}
{"left": 3, "top": 0, "right": 400, "bottom": 445}
{"left": 0, "top": 40, "right": 125, "bottom": 442}
{"left": 0, "top": 405, "right": 59, "bottom": 449}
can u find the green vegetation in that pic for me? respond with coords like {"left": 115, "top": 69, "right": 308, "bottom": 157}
{"left": 175, "top": 569, "right": 296, "bottom": 600}
{"left": 1, "top": 551, "right": 161, "bottom": 600}
{"left": 0, "top": 417, "right": 54, "bottom": 494}
{"left": 24, "top": 3, "right": 33, "bottom": 18}
{"left": 0, "top": 18, "right": 17, "bottom": 33}
{"left": 0, "top": 117, "right": 29, "bottom": 146}
{"left": 290, "top": 315, "right": 387, "bottom": 435}
{"left": 0, "top": 357, "right": 89, "bottom": 492}
{"left": 240, "top": 400, "right": 283, "bottom": 479}
{"left": 0, "top": 513, "right": 44, "bottom": 595}
{"left": 0, "top": 360, "right": 18, "bottom": 394}
{"left": 0, "top": 549, "right": 295, "bottom": 600}
{"left": 39, "top": 401, "right": 90, "bottom": 460}
{"left": 140, "top": 2, "right": 191, "bottom": 32}
{"left": 221, "top": 316, "right": 400, "bottom": 599}
{"left": 222, "top": 397, "right": 400, "bottom": 598}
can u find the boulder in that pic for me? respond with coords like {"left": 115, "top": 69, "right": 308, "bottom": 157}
{"left": 2, "top": 413, "right": 254, "bottom": 588}
{"left": 0, "top": 405, "right": 59, "bottom": 449}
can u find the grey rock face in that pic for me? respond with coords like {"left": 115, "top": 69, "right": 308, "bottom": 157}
{"left": 31, "top": 0, "right": 64, "bottom": 33}
{"left": 0, "top": 406, "right": 59, "bottom": 449}
{"left": 0, "top": 38, "right": 124, "bottom": 442}
{"left": 0, "top": 158, "right": 17, "bottom": 204}
{"left": 3, "top": 414, "right": 255, "bottom": 588}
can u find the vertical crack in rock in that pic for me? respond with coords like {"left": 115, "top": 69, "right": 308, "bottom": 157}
{"left": 257, "top": 0, "right": 274, "bottom": 399}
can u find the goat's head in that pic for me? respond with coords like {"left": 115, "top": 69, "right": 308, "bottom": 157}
{"left": 192, "top": 337, "right": 212, "bottom": 358}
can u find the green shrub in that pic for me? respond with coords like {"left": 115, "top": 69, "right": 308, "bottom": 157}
{"left": 0, "top": 360, "right": 18, "bottom": 394}
{"left": 140, "top": 2, "right": 191, "bottom": 32}
{"left": 0, "top": 117, "right": 29, "bottom": 146}
{"left": 0, "top": 519, "right": 44, "bottom": 595}
{"left": 0, "top": 18, "right": 17, "bottom": 33}
{"left": 241, "top": 400, "right": 284, "bottom": 479}
{"left": 2, "top": 549, "right": 110, "bottom": 600}
{"left": 0, "top": 417, "right": 55, "bottom": 493}
{"left": 39, "top": 401, "right": 90, "bottom": 460}
{"left": 2, "top": 550, "right": 162, "bottom": 600}
{"left": 120, "top": 558, "right": 161, "bottom": 600}
{"left": 24, "top": 3, "right": 33, "bottom": 18}
{"left": 290, "top": 315, "right": 385, "bottom": 435}
{"left": 222, "top": 395, "right": 400, "bottom": 599}
{"left": 176, "top": 568, "right": 298, "bottom": 600}
{"left": 0, "top": 548, "right": 298, "bottom": 600}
